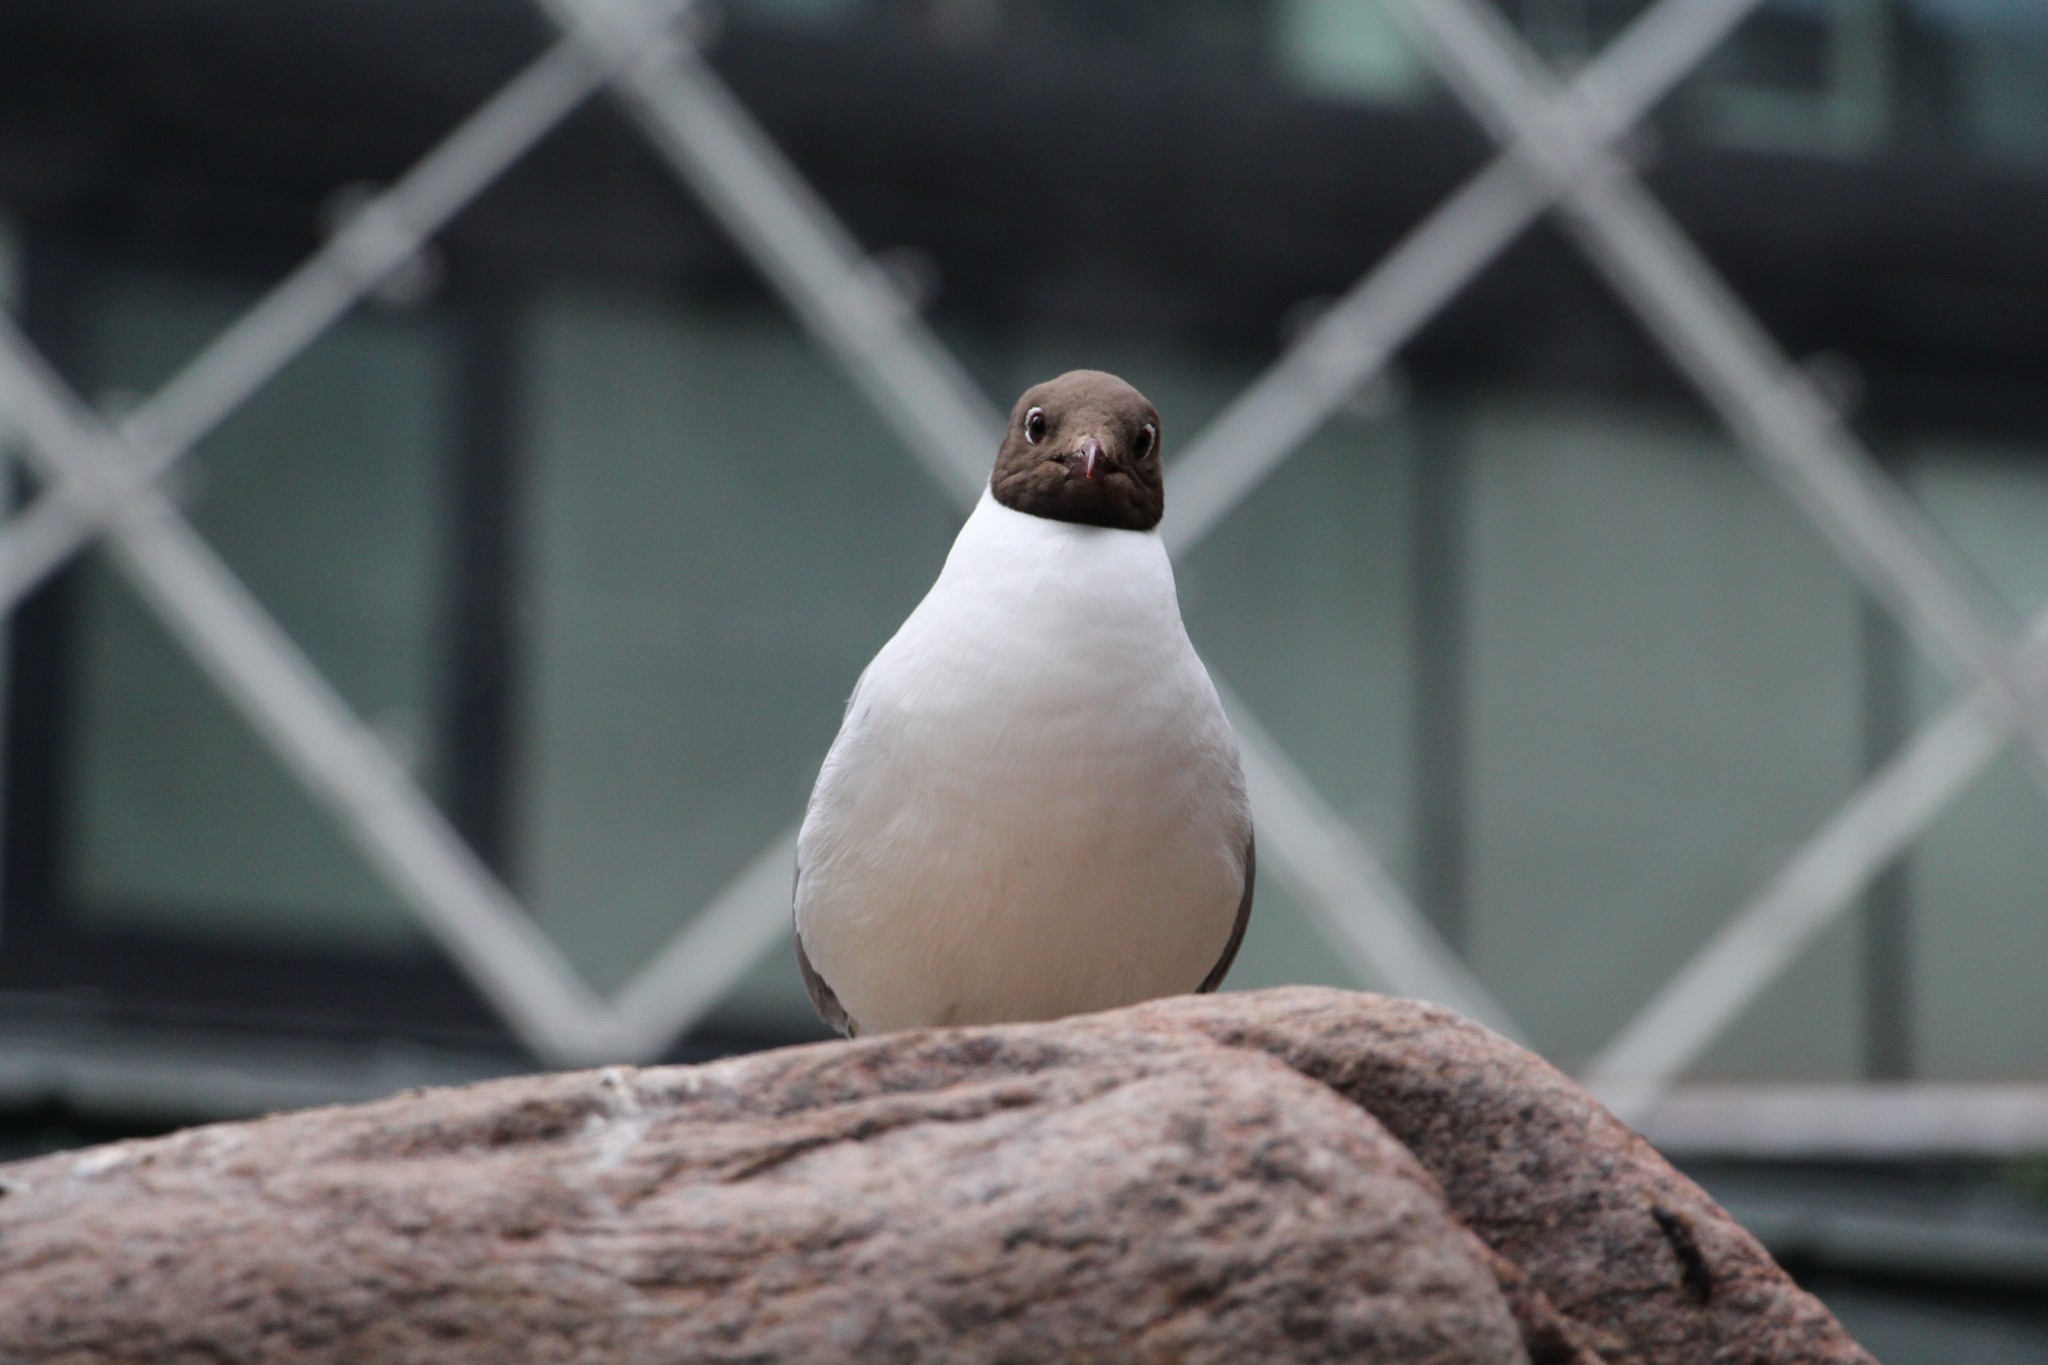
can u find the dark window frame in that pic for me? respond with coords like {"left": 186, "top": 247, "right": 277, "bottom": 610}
{"left": 0, "top": 9, "right": 2042, "bottom": 1066}
{"left": 0, "top": 231, "right": 521, "bottom": 1046}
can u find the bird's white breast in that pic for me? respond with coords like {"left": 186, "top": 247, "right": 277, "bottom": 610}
{"left": 796, "top": 492, "right": 1250, "bottom": 1033}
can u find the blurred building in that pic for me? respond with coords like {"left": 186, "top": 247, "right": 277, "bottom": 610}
{"left": 0, "top": 0, "right": 2045, "bottom": 1355}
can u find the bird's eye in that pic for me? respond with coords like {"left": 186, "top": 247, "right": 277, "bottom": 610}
{"left": 1136, "top": 423, "right": 1156, "bottom": 458}
{"left": 1024, "top": 407, "right": 1046, "bottom": 444}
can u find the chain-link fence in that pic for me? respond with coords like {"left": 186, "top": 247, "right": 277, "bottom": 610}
{"left": 1, "top": 0, "right": 2044, "bottom": 1153}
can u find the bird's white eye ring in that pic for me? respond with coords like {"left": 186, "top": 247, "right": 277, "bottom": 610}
{"left": 1137, "top": 423, "right": 1156, "bottom": 457}
{"left": 1024, "top": 407, "right": 1046, "bottom": 444}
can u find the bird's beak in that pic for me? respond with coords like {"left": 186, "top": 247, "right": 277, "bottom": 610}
{"left": 1076, "top": 436, "right": 1104, "bottom": 480}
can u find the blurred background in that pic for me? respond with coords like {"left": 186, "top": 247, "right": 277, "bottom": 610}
{"left": 0, "top": 0, "right": 2045, "bottom": 1357}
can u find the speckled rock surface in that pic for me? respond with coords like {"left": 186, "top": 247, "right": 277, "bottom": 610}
{"left": 0, "top": 988, "right": 1872, "bottom": 1365}
{"left": 1103, "top": 991, "right": 1876, "bottom": 1365}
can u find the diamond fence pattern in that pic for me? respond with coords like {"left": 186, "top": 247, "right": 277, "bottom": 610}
{"left": 0, "top": 0, "right": 2039, "bottom": 1124}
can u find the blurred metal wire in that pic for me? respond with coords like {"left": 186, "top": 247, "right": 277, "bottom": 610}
{"left": 0, "top": 30, "right": 627, "bottom": 610}
{"left": 1364, "top": 0, "right": 2048, "bottom": 1109}
{"left": 542, "top": 0, "right": 1524, "bottom": 1044}
{"left": 1588, "top": 612, "right": 2048, "bottom": 1097}
{"left": 1166, "top": 0, "right": 1765, "bottom": 554}
{"left": 0, "top": 0, "right": 2043, "bottom": 1114}
{"left": 0, "top": 0, "right": 701, "bottom": 1065}
{"left": 0, "top": 316, "right": 633, "bottom": 1064}
{"left": 0, "top": 0, "right": 1517, "bottom": 1061}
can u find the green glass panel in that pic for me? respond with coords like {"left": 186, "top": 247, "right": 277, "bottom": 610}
{"left": 516, "top": 290, "right": 960, "bottom": 1013}
{"left": 63, "top": 273, "right": 449, "bottom": 955}
{"left": 1462, "top": 391, "right": 1865, "bottom": 1075}
{"left": 1906, "top": 450, "right": 2048, "bottom": 1079}
{"left": 518, "top": 302, "right": 1423, "bottom": 1023}
{"left": 1272, "top": 0, "right": 1430, "bottom": 105}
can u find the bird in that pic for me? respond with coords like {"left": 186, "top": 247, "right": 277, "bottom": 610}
{"left": 792, "top": 369, "right": 1254, "bottom": 1037}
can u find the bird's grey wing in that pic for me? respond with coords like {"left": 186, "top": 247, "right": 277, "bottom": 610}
{"left": 792, "top": 863, "right": 859, "bottom": 1038}
{"left": 1196, "top": 830, "right": 1254, "bottom": 995}
{"left": 791, "top": 660, "right": 891, "bottom": 1038}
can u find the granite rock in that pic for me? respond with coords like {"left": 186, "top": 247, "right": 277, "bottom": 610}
{"left": 0, "top": 988, "right": 1873, "bottom": 1364}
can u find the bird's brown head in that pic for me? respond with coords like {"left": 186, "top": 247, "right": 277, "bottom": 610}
{"left": 989, "top": 370, "right": 1163, "bottom": 531}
